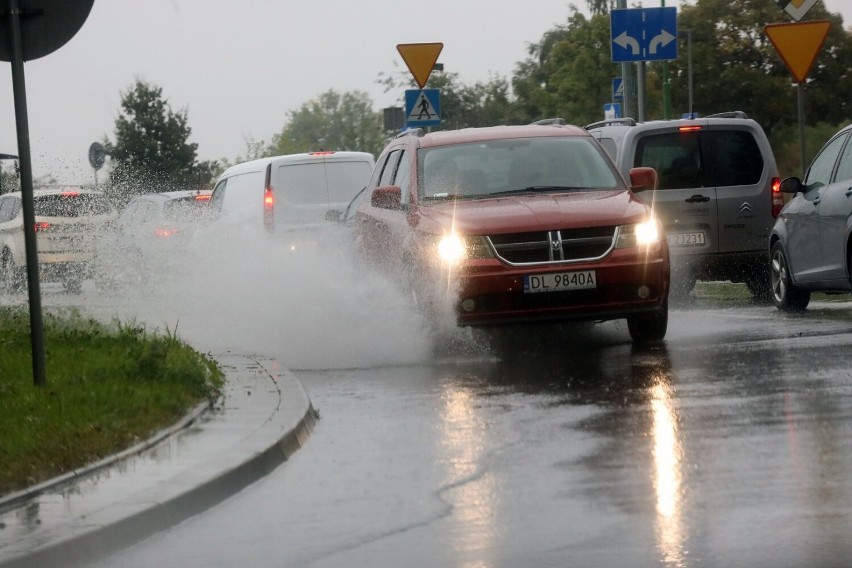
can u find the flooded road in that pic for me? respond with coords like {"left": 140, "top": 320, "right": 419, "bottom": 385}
{"left": 81, "top": 297, "right": 852, "bottom": 568}
{"left": 7, "top": 226, "right": 851, "bottom": 567}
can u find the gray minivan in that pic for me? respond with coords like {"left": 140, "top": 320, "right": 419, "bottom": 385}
{"left": 587, "top": 112, "right": 782, "bottom": 300}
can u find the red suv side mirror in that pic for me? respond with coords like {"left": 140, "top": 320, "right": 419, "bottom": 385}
{"left": 371, "top": 185, "right": 403, "bottom": 210}
{"left": 629, "top": 167, "right": 658, "bottom": 193}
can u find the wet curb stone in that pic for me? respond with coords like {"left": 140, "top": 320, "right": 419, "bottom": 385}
{"left": 0, "top": 353, "right": 317, "bottom": 568}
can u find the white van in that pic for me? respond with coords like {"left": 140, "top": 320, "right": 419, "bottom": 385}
{"left": 209, "top": 151, "right": 375, "bottom": 233}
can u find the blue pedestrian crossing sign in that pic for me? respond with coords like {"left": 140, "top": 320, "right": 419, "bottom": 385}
{"left": 611, "top": 7, "right": 677, "bottom": 63}
{"left": 405, "top": 89, "right": 441, "bottom": 127}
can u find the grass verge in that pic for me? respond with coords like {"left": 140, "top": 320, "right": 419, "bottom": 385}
{"left": 0, "top": 306, "right": 224, "bottom": 497}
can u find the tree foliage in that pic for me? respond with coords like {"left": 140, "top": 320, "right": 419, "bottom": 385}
{"left": 107, "top": 79, "right": 216, "bottom": 203}
{"left": 270, "top": 90, "right": 388, "bottom": 157}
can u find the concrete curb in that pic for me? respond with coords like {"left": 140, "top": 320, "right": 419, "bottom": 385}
{"left": 0, "top": 353, "right": 317, "bottom": 568}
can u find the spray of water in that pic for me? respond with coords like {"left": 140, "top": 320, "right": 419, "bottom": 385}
{"left": 86, "top": 217, "right": 492, "bottom": 370}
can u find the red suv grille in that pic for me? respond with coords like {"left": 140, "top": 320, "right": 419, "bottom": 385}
{"left": 488, "top": 226, "right": 617, "bottom": 265}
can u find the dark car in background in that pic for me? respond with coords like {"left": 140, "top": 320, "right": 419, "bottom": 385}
{"left": 353, "top": 123, "right": 670, "bottom": 344}
{"left": 769, "top": 123, "right": 852, "bottom": 311}
{"left": 0, "top": 187, "right": 115, "bottom": 293}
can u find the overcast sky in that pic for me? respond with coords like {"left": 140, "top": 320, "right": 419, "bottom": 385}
{"left": 0, "top": 0, "right": 849, "bottom": 184}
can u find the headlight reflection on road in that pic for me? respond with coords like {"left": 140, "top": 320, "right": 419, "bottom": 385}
{"left": 650, "top": 380, "right": 687, "bottom": 568}
{"left": 439, "top": 385, "right": 502, "bottom": 565}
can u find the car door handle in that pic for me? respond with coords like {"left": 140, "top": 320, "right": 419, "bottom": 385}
{"left": 685, "top": 195, "right": 710, "bottom": 203}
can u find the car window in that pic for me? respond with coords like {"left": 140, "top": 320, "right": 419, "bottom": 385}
{"left": 218, "top": 171, "right": 263, "bottom": 213}
{"left": 597, "top": 137, "right": 617, "bottom": 160}
{"left": 705, "top": 131, "right": 763, "bottom": 187}
{"left": 634, "top": 130, "right": 762, "bottom": 190}
{"left": 0, "top": 196, "right": 17, "bottom": 222}
{"left": 419, "top": 137, "right": 620, "bottom": 198}
{"left": 832, "top": 133, "right": 852, "bottom": 183}
{"left": 805, "top": 132, "right": 849, "bottom": 191}
{"left": 395, "top": 150, "right": 412, "bottom": 205}
{"left": 209, "top": 178, "right": 228, "bottom": 212}
{"left": 33, "top": 193, "right": 112, "bottom": 216}
{"left": 278, "top": 161, "right": 372, "bottom": 204}
{"left": 379, "top": 150, "right": 401, "bottom": 187}
{"left": 163, "top": 196, "right": 212, "bottom": 222}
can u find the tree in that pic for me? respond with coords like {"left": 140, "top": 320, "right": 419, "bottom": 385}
{"left": 106, "top": 79, "right": 216, "bottom": 203}
{"left": 513, "top": 8, "right": 622, "bottom": 125}
{"left": 270, "top": 90, "right": 388, "bottom": 157}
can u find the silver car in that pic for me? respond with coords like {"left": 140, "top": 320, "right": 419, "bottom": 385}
{"left": 587, "top": 111, "right": 782, "bottom": 300}
{"left": 0, "top": 187, "right": 115, "bottom": 293}
{"left": 769, "top": 124, "right": 852, "bottom": 311}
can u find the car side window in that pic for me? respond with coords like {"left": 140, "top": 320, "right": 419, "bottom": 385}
{"left": 0, "top": 197, "right": 12, "bottom": 222}
{"left": 209, "top": 178, "right": 228, "bottom": 212}
{"left": 832, "top": 134, "right": 852, "bottom": 183}
{"left": 395, "top": 150, "right": 411, "bottom": 205}
{"left": 805, "top": 132, "right": 849, "bottom": 191}
{"left": 379, "top": 150, "right": 402, "bottom": 187}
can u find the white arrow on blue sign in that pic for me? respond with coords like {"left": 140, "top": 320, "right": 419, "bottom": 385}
{"left": 610, "top": 7, "right": 677, "bottom": 63}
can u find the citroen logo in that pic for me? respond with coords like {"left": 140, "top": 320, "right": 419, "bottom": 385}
{"left": 738, "top": 202, "right": 754, "bottom": 217}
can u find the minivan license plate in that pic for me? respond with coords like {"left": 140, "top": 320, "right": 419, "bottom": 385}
{"left": 524, "top": 271, "right": 596, "bottom": 293}
{"left": 667, "top": 232, "right": 705, "bottom": 247}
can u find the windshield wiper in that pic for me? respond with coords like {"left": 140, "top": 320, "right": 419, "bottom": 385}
{"left": 487, "top": 185, "right": 593, "bottom": 196}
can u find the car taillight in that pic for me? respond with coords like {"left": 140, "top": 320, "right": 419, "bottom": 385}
{"left": 154, "top": 227, "right": 180, "bottom": 238}
{"left": 194, "top": 194, "right": 211, "bottom": 202}
{"left": 309, "top": 151, "right": 335, "bottom": 156}
{"left": 34, "top": 222, "right": 51, "bottom": 232}
{"left": 678, "top": 125, "right": 702, "bottom": 132}
{"left": 771, "top": 176, "right": 783, "bottom": 218}
{"left": 263, "top": 163, "right": 274, "bottom": 232}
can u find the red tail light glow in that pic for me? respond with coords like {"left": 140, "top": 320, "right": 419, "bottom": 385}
{"left": 771, "top": 176, "right": 783, "bottom": 218}
{"left": 34, "top": 222, "right": 51, "bottom": 232}
{"left": 154, "top": 227, "right": 180, "bottom": 238}
{"left": 194, "top": 194, "right": 211, "bottom": 202}
{"left": 678, "top": 125, "right": 702, "bottom": 132}
{"left": 309, "top": 151, "right": 335, "bottom": 156}
{"left": 60, "top": 191, "right": 80, "bottom": 197}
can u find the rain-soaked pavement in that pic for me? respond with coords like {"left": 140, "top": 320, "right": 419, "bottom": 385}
{"left": 3, "top": 225, "right": 852, "bottom": 568}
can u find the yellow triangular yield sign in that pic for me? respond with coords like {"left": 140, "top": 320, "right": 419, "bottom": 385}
{"left": 765, "top": 20, "right": 831, "bottom": 83}
{"left": 397, "top": 43, "right": 443, "bottom": 89}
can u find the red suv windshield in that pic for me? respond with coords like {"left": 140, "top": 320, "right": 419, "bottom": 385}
{"left": 419, "top": 136, "right": 622, "bottom": 199}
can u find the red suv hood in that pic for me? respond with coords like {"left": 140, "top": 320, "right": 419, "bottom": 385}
{"left": 415, "top": 190, "right": 649, "bottom": 235}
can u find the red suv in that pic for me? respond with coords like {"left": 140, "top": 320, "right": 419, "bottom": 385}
{"left": 352, "top": 124, "right": 670, "bottom": 343}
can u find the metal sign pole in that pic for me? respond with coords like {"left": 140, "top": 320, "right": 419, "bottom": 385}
{"left": 7, "top": 0, "right": 47, "bottom": 386}
{"left": 797, "top": 82, "right": 806, "bottom": 176}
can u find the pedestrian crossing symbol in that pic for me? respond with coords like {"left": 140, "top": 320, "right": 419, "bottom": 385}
{"left": 405, "top": 89, "right": 441, "bottom": 127}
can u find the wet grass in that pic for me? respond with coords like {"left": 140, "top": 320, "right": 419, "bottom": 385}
{"left": 0, "top": 307, "right": 224, "bottom": 497}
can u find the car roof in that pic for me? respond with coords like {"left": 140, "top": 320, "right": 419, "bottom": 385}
{"left": 411, "top": 124, "right": 590, "bottom": 149}
{"left": 3, "top": 187, "right": 105, "bottom": 198}
{"left": 218, "top": 150, "right": 375, "bottom": 177}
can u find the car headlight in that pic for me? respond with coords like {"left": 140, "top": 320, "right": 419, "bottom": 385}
{"left": 616, "top": 217, "right": 662, "bottom": 249}
{"left": 435, "top": 233, "right": 494, "bottom": 264}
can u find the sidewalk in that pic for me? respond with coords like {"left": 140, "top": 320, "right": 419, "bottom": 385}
{"left": 0, "top": 353, "right": 317, "bottom": 568}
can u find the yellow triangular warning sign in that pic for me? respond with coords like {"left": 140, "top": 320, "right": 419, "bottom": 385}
{"left": 397, "top": 43, "right": 443, "bottom": 89}
{"left": 765, "top": 20, "right": 831, "bottom": 83}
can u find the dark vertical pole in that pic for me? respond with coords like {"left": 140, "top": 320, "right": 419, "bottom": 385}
{"left": 797, "top": 83, "right": 806, "bottom": 177}
{"left": 8, "top": 0, "right": 47, "bottom": 386}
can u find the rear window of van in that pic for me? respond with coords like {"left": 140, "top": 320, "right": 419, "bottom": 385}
{"left": 278, "top": 161, "right": 373, "bottom": 204}
{"left": 634, "top": 131, "right": 763, "bottom": 190}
